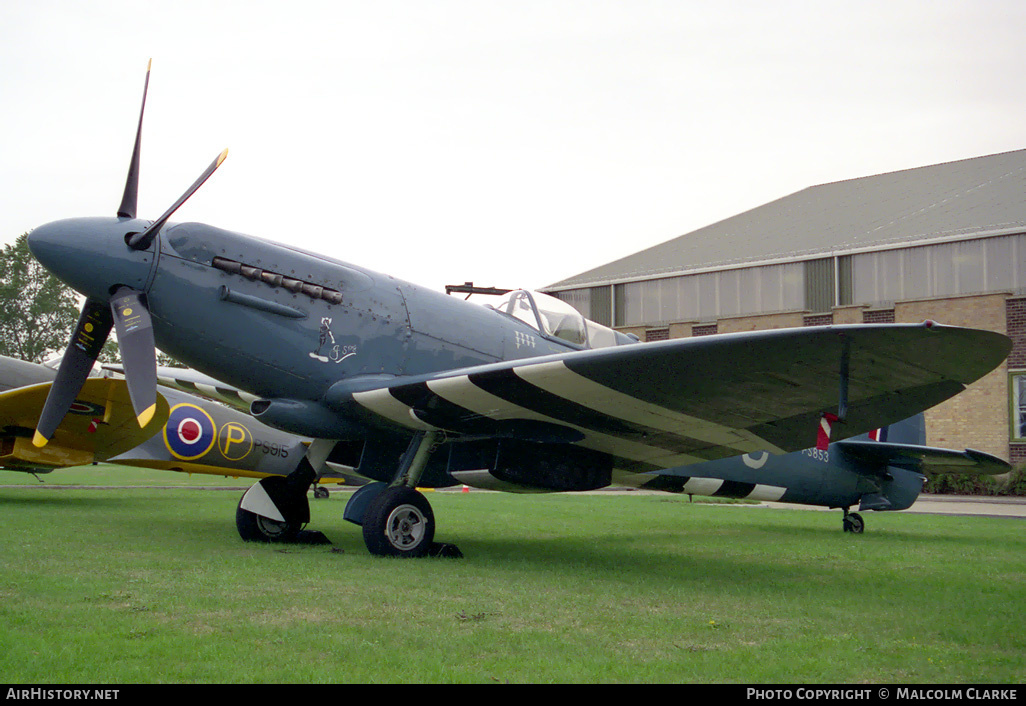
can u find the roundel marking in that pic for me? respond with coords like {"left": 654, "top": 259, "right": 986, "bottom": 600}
{"left": 163, "top": 403, "right": 217, "bottom": 460}
{"left": 742, "top": 451, "right": 769, "bottom": 469}
{"left": 218, "top": 421, "right": 253, "bottom": 461}
{"left": 68, "top": 400, "right": 104, "bottom": 416}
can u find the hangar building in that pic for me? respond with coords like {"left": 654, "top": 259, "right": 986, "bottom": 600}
{"left": 544, "top": 149, "right": 1026, "bottom": 468}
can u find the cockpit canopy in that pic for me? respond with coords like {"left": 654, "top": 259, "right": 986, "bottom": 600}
{"left": 492, "top": 290, "right": 629, "bottom": 349}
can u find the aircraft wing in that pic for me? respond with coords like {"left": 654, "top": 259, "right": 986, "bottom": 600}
{"left": 0, "top": 378, "right": 170, "bottom": 469}
{"left": 104, "top": 363, "right": 258, "bottom": 412}
{"left": 330, "top": 322, "right": 1011, "bottom": 472}
{"left": 834, "top": 439, "right": 1011, "bottom": 476}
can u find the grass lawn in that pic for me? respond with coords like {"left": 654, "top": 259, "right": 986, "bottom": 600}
{"left": 1, "top": 466, "right": 1023, "bottom": 683}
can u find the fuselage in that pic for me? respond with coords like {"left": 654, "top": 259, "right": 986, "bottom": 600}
{"left": 28, "top": 217, "right": 632, "bottom": 434}
{"left": 34, "top": 221, "right": 512, "bottom": 389}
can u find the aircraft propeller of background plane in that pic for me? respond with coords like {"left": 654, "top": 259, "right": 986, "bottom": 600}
{"left": 24, "top": 63, "right": 1013, "bottom": 557}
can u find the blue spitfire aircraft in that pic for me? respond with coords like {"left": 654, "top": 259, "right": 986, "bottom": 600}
{"left": 25, "top": 63, "right": 1012, "bottom": 557}
{"left": 0, "top": 354, "right": 353, "bottom": 490}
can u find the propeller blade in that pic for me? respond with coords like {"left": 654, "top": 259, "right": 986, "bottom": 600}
{"left": 109, "top": 287, "right": 158, "bottom": 427}
{"left": 127, "top": 148, "right": 228, "bottom": 250}
{"left": 117, "top": 59, "right": 152, "bottom": 220}
{"left": 33, "top": 301, "right": 114, "bottom": 447}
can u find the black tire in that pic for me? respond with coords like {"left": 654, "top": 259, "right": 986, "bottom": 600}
{"left": 236, "top": 495, "right": 301, "bottom": 543}
{"left": 843, "top": 512, "right": 865, "bottom": 534}
{"left": 361, "top": 486, "right": 435, "bottom": 558}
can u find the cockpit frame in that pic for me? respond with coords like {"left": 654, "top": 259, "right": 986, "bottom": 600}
{"left": 491, "top": 290, "right": 624, "bottom": 349}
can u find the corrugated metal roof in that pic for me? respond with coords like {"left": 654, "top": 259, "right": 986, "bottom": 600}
{"left": 547, "top": 149, "right": 1026, "bottom": 290}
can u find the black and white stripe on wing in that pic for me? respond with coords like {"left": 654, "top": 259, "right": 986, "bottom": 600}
{"left": 351, "top": 359, "right": 781, "bottom": 470}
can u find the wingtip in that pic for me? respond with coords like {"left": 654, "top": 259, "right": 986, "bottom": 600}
{"left": 137, "top": 403, "right": 157, "bottom": 428}
{"left": 32, "top": 430, "right": 49, "bottom": 448}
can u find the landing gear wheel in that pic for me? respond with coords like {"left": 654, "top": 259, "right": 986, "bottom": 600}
{"left": 313, "top": 485, "right": 329, "bottom": 499}
{"left": 362, "top": 486, "right": 435, "bottom": 558}
{"left": 236, "top": 496, "right": 301, "bottom": 543}
{"left": 843, "top": 512, "right": 865, "bottom": 534}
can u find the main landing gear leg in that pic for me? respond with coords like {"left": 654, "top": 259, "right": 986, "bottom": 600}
{"left": 358, "top": 431, "right": 461, "bottom": 558}
{"left": 236, "top": 440, "right": 335, "bottom": 544}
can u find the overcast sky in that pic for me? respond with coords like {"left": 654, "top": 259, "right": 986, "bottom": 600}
{"left": 2, "top": 0, "right": 1025, "bottom": 293}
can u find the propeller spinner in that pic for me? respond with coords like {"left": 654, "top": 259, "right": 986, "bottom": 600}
{"left": 30, "top": 61, "right": 227, "bottom": 447}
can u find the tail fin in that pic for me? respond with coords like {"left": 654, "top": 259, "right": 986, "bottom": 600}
{"left": 865, "top": 413, "right": 926, "bottom": 446}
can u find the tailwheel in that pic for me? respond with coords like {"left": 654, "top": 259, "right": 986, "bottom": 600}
{"left": 235, "top": 465, "right": 315, "bottom": 544}
{"left": 236, "top": 495, "right": 302, "bottom": 543}
{"left": 362, "top": 486, "right": 435, "bottom": 558}
{"left": 842, "top": 510, "right": 865, "bottom": 534}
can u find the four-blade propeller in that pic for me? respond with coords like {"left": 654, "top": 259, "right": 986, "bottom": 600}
{"left": 32, "top": 60, "right": 227, "bottom": 447}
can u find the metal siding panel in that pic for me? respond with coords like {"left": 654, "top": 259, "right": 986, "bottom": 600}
{"left": 804, "top": 258, "right": 835, "bottom": 313}
{"left": 589, "top": 286, "right": 612, "bottom": 327}
{"left": 547, "top": 150, "right": 1026, "bottom": 290}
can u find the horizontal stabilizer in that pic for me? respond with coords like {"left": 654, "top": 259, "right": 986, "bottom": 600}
{"left": 834, "top": 440, "right": 1011, "bottom": 476}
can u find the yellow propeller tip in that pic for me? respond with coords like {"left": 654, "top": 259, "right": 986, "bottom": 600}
{"left": 217, "top": 148, "right": 229, "bottom": 166}
{"left": 32, "top": 431, "right": 49, "bottom": 448}
{"left": 137, "top": 404, "right": 157, "bottom": 428}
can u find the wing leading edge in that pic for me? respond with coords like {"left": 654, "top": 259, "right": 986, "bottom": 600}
{"left": 0, "top": 378, "right": 170, "bottom": 469}
{"left": 327, "top": 322, "right": 1011, "bottom": 474}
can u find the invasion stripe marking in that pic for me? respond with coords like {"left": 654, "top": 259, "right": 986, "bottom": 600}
{"left": 469, "top": 368, "right": 660, "bottom": 443}
{"left": 221, "top": 387, "right": 259, "bottom": 405}
{"left": 713, "top": 480, "right": 758, "bottom": 498}
{"left": 352, "top": 388, "right": 437, "bottom": 431}
{"left": 748, "top": 484, "right": 787, "bottom": 501}
{"left": 161, "top": 376, "right": 258, "bottom": 412}
{"left": 194, "top": 383, "right": 222, "bottom": 399}
{"left": 682, "top": 478, "right": 724, "bottom": 496}
{"left": 426, "top": 376, "right": 528, "bottom": 422}
{"left": 425, "top": 375, "right": 706, "bottom": 467}
{"left": 514, "top": 361, "right": 782, "bottom": 454}
{"left": 679, "top": 477, "right": 786, "bottom": 501}
{"left": 466, "top": 367, "right": 738, "bottom": 460}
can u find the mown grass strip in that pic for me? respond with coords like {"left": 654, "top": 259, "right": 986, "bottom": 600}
{"left": 0, "top": 482, "right": 1023, "bottom": 683}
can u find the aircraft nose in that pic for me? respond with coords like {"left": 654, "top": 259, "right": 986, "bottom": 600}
{"left": 28, "top": 217, "right": 156, "bottom": 300}
{"left": 26, "top": 220, "right": 70, "bottom": 273}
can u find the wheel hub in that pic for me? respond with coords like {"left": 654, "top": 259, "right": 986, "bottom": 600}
{"left": 256, "top": 515, "right": 290, "bottom": 538}
{"left": 386, "top": 503, "right": 426, "bottom": 549}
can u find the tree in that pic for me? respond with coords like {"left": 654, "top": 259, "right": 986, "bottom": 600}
{"left": 0, "top": 234, "right": 80, "bottom": 363}
{"left": 0, "top": 233, "right": 184, "bottom": 368}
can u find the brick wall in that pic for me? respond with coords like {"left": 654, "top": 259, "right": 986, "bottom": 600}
{"left": 717, "top": 311, "right": 804, "bottom": 334}
{"left": 803, "top": 313, "right": 833, "bottom": 327}
{"left": 896, "top": 294, "right": 1009, "bottom": 461}
{"left": 1006, "top": 298, "right": 1026, "bottom": 368}
{"left": 833, "top": 305, "right": 867, "bottom": 325}
{"left": 1007, "top": 298, "right": 1026, "bottom": 466}
{"left": 863, "top": 308, "right": 895, "bottom": 323}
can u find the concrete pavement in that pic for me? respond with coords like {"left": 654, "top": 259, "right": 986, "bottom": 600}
{"left": 758, "top": 494, "right": 1026, "bottom": 519}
